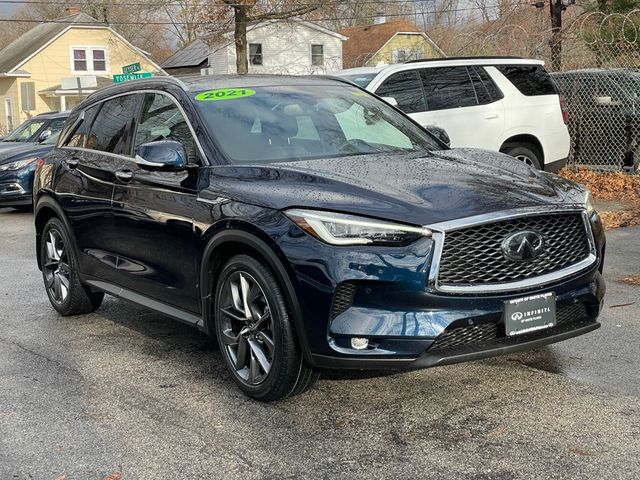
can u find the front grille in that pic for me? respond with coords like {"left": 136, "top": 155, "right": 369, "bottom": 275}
{"left": 330, "top": 282, "right": 357, "bottom": 319}
{"left": 437, "top": 213, "right": 591, "bottom": 287}
{"left": 429, "top": 302, "right": 590, "bottom": 352}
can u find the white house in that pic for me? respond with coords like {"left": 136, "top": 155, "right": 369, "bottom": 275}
{"left": 207, "top": 19, "right": 347, "bottom": 75}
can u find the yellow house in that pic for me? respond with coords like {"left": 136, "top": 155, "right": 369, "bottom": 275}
{"left": 0, "top": 10, "right": 164, "bottom": 132}
{"left": 339, "top": 19, "right": 444, "bottom": 69}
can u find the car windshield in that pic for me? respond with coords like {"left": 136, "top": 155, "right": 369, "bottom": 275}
{"left": 193, "top": 84, "right": 440, "bottom": 164}
{"left": 4, "top": 119, "right": 46, "bottom": 142}
{"left": 336, "top": 73, "right": 377, "bottom": 88}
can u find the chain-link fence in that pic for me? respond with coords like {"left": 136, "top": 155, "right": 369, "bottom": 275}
{"left": 433, "top": 8, "right": 640, "bottom": 172}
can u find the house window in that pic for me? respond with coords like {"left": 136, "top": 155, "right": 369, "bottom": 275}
{"left": 391, "top": 48, "right": 424, "bottom": 63}
{"left": 249, "top": 43, "right": 263, "bottom": 66}
{"left": 73, "top": 49, "right": 87, "bottom": 71}
{"left": 93, "top": 49, "right": 106, "bottom": 71}
{"left": 72, "top": 48, "right": 108, "bottom": 72}
{"left": 4, "top": 98, "right": 13, "bottom": 131}
{"left": 311, "top": 44, "right": 324, "bottom": 66}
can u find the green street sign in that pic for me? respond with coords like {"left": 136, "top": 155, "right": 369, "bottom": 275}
{"left": 113, "top": 72, "right": 152, "bottom": 83}
{"left": 122, "top": 62, "right": 141, "bottom": 74}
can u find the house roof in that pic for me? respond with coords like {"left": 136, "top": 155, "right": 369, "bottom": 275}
{"left": 161, "top": 39, "right": 209, "bottom": 69}
{"left": 0, "top": 13, "right": 101, "bottom": 74}
{"left": 339, "top": 20, "right": 442, "bottom": 68}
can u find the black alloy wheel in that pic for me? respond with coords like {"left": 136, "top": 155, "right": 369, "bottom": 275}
{"left": 218, "top": 270, "right": 274, "bottom": 385}
{"left": 43, "top": 228, "right": 71, "bottom": 305}
{"left": 40, "top": 217, "right": 104, "bottom": 315}
{"left": 214, "top": 254, "right": 320, "bottom": 401}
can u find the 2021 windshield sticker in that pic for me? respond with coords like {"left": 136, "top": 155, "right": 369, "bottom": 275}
{"left": 195, "top": 88, "right": 256, "bottom": 101}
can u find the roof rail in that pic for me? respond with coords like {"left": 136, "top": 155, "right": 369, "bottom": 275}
{"left": 35, "top": 111, "right": 59, "bottom": 116}
{"left": 404, "top": 55, "right": 524, "bottom": 64}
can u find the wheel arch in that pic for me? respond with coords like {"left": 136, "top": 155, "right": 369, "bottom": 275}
{"left": 34, "top": 197, "right": 74, "bottom": 271}
{"left": 200, "top": 228, "right": 313, "bottom": 364}
{"left": 499, "top": 134, "right": 544, "bottom": 162}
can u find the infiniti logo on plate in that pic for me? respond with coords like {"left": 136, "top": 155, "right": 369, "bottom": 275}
{"left": 501, "top": 230, "right": 545, "bottom": 262}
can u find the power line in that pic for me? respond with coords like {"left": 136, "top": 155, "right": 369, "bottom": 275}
{"left": 0, "top": 5, "right": 529, "bottom": 26}
{"left": 0, "top": 0, "right": 525, "bottom": 11}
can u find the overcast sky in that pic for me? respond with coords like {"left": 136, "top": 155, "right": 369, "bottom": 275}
{"left": 0, "top": 2, "right": 18, "bottom": 16}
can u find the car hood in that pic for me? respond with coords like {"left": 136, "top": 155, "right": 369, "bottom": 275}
{"left": 0, "top": 141, "right": 40, "bottom": 153}
{"left": 203, "top": 148, "right": 586, "bottom": 226}
{"left": 0, "top": 143, "right": 52, "bottom": 164}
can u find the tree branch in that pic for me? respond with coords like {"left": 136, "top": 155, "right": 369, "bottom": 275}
{"left": 248, "top": 5, "right": 320, "bottom": 22}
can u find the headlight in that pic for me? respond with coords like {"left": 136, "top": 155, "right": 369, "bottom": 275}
{"left": 585, "top": 190, "right": 595, "bottom": 215}
{"left": 0, "top": 157, "right": 37, "bottom": 172}
{"left": 285, "top": 209, "right": 431, "bottom": 246}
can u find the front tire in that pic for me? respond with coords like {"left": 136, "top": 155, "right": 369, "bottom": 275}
{"left": 214, "top": 254, "right": 319, "bottom": 401}
{"left": 41, "top": 217, "right": 104, "bottom": 316}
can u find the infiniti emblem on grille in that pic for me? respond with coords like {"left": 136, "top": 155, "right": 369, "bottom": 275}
{"left": 501, "top": 230, "right": 545, "bottom": 262}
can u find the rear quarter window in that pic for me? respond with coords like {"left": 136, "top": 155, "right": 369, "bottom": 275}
{"left": 496, "top": 65, "right": 558, "bottom": 96}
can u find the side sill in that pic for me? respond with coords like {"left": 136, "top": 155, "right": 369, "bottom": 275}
{"left": 84, "top": 279, "right": 203, "bottom": 328}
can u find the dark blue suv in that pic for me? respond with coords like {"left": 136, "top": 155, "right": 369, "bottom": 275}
{"left": 33, "top": 75, "right": 606, "bottom": 401}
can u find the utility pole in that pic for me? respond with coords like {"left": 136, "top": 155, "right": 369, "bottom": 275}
{"left": 549, "top": 0, "right": 564, "bottom": 71}
{"left": 532, "top": 0, "right": 575, "bottom": 71}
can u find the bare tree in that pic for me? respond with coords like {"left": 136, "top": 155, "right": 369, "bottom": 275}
{"left": 212, "top": 1, "right": 322, "bottom": 75}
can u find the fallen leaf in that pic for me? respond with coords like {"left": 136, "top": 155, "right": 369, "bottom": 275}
{"left": 569, "top": 447, "right": 594, "bottom": 456}
{"left": 615, "top": 275, "right": 640, "bottom": 286}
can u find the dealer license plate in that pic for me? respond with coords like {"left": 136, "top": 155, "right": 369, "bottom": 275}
{"left": 504, "top": 292, "right": 556, "bottom": 337}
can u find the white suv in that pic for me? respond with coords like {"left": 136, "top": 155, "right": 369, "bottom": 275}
{"left": 335, "top": 57, "right": 570, "bottom": 171}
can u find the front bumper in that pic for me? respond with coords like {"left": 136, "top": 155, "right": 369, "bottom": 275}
{"left": 0, "top": 170, "right": 34, "bottom": 206}
{"left": 274, "top": 208, "right": 606, "bottom": 370}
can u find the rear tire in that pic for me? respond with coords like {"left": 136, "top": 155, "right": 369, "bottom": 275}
{"left": 214, "top": 254, "right": 319, "bottom": 401}
{"left": 41, "top": 217, "right": 104, "bottom": 316}
{"left": 501, "top": 143, "right": 543, "bottom": 170}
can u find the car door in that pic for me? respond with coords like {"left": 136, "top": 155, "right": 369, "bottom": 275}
{"left": 110, "top": 92, "right": 203, "bottom": 313}
{"left": 373, "top": 70, "right": 441, "bottom": 130}
{"left": 53, "top": 98, "right": 137, "bottom": 283}
{"left": 420, "top": 66, "right": 505, "bottom": 150}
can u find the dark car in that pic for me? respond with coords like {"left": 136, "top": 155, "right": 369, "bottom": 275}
{"left": 0, "top": 111, "right": 68, "bottom": 153}
{"left": 33, "top": 75, "right": 605, "bottom": 401}
{"left": 552, "top": 68, "right": 640, "bottom": 170}
{"left": 0, "top": 113, "right": 69, "bottom": 210}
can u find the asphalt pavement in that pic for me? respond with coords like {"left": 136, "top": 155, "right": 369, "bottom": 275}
{"left": 0, "top": 207, "right": 639, "bottom": 480}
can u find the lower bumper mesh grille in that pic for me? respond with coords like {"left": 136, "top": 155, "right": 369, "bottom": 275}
{"left": 429, "top": 302, "right": 590, "bottom": 352}
{"left": 330, "top": 282, "right": 357, "bottom": 319}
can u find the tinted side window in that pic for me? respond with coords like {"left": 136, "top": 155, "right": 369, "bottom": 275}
{"left": 471, "top": 66, "right": 504, "bottom": 104}
{"left": 134, "top": 93, "right": 197, "bottom": 162}
{"left": 496, "top": 65, "right": 558, "bottom": 96}
{"left": 65, "top": 105, "right": 101, "bottom": 148}
{"left": 422, "top": 67, "right": 478, "bottom": 110}
{"left": 376, "top": 71, "right": 427, "bottom": 114}
{"left": 87, "top": 94, "right": 140, "bottom": 155}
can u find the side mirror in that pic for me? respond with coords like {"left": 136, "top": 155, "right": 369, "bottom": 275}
{"left": 38, "top": 129, "right": 52, "bottom": 142}
{"left": 425, "top": 125, "right": 451, "bottom": 147}
{"left": 381, "top": 96, "right": 398, "bottom": 107}
{"left": 135, "top": 140, "right": 188, "bottom": 169}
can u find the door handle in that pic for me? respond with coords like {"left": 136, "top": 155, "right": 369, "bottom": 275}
{"left": 66, "top": 158, "right": 79, "bottom": 169}
{"left": 115, "top": 169, "right": 134, "bottom": 183}
{"left": 484, "top": 113, "right": 499, "bottom": 119}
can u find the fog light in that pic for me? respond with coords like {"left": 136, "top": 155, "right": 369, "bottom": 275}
{"left": 350, "top": 337, "right": 369, "bottom": 350}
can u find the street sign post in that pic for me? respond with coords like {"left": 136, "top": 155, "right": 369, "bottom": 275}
{"left": 113, "top": 73, "right": 152, "bottom": 83}
{"left": 122, "top": 62, "right": 141, "bottom": 74}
